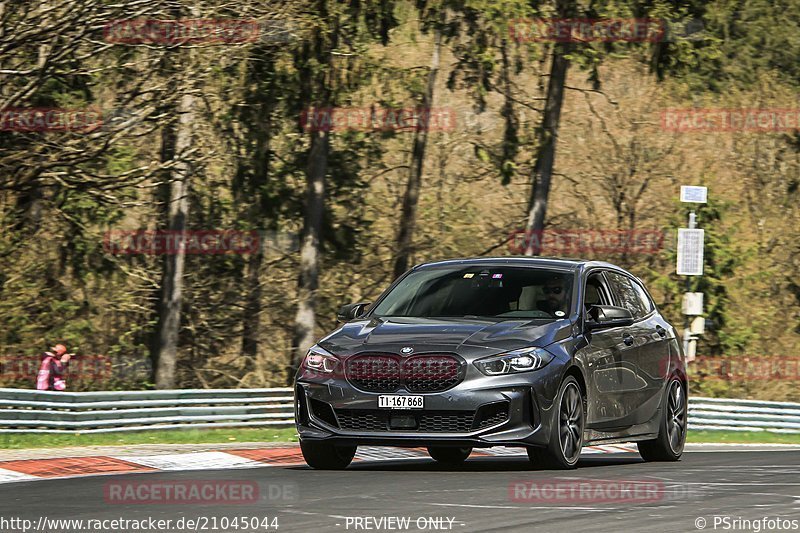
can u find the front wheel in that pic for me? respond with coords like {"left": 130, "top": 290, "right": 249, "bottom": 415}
{"left": 427, "top": 446, "right": 472, "bottom": 465}
{"left": 529, "top": 376, "right": 584, "bottom": 469}
{"left": 638, "top": 378, "right": 686, "bottom": 462}
{"left": 300, "top": 440, "right": 357, "bottom": 470}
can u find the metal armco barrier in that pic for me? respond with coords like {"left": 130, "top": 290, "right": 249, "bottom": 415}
{"left": 1, "top": 389, "right": 799, "bottom": 434}
{"left": 688, "top": 397, "right": 800, "bottom": 433}
{"left": 0, "top": 388, "right": 294, "bottom": 433}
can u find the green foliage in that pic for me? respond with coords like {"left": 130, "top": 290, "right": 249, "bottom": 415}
{"left": 688, "top": 199, "right": 753, "bottom": 354}
{"left": 652, "top": 0, "right": 800, "bottom": 90}
{"left": 2, "top": 0, "right": 799, "bottom": 396}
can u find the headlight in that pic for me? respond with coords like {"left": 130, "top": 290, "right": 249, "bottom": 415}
{"left": 302, "top": 345, "right": 339, "bottom": 374}
{"left": 474, "top": 347, "right": 554, "bottom": 376}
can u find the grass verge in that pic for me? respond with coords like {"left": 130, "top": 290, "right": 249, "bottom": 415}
{"left": 3, "top": 428, "right": 799, "bottom": 451}
{"left": 687, "top": 430, "right": 800, "bottom": 444}
{"left": 0, "top": 427, "right": 298, "bottom": 450}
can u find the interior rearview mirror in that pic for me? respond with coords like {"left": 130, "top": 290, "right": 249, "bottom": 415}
{"left": 336, "top": 301, "right": 371, "bottom": 323}
{"left": 586, "top": 305, "right": 634, "bottom": 330}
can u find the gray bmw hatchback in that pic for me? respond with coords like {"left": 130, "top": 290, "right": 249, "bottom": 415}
{"left": 294, "top": 257, "right": 687, "bottom": 469}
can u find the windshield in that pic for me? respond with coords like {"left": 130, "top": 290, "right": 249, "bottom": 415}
{"left": 371, "top": 266, "right": 573, "bottom": 319}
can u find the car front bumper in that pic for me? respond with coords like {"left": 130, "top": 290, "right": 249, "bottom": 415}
{"left": 294, "top": 362, "right": 563, "bottom": 448}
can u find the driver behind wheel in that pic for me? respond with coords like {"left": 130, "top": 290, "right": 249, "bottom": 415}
{"left": 537, "top": 275, "right": 568, "bottom": 317}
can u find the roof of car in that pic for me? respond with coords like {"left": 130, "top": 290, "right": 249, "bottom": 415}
{"left": 415, "top": 256, "right": 626, "bottom": 272}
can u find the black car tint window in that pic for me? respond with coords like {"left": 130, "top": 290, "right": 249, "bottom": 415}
{"left": 371, "top": 267, "right": 573, "bottom": 319}
{"left": 605, "top": 271, "right": 647, "bottom": 319}
{"left": 630, "top": 279, "right": 655, "bottom": 314}
{"left": 585, "top": 273, "right": 611, "bottom": 308}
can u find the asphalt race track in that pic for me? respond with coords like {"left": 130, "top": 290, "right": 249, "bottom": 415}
{"left": 1, "top": 446, "right": 799, "bottom": 533}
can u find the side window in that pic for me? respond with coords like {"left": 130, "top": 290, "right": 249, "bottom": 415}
{"left": 605, "top": 271, "right": 648, "bottom": 319}
{"left": 630, "top": 279, "right": 655, "bottom": 315}
{"left": 584, "top": 272, "right": 612, "bottom": 310}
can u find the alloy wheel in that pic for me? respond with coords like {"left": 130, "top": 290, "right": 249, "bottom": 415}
{"left": 558, "top": 382, "right": 583, "bottom": 463}
{"left": 666, "top": 380, "right": 686, "bottom": 453}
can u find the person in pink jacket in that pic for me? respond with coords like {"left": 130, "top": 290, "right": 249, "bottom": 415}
{"left": 36, "top": 344, "right": 73, "bottom": 391}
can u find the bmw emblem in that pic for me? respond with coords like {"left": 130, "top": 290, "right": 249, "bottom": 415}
{"left": 400, "top": 346, "right": 414, "bottom": 355}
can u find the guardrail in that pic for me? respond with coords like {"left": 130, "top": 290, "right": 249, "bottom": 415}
{"left": 0, "top": 388, "right": 295, "bottom": 433}
{"left": 1, "top": 389, "right": 798, "bottom": 434}
{"left": 688, "top": 397, "right": 800, "bottom": 433}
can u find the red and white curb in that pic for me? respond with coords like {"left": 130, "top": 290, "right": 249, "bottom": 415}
{"left": 0, "top": 444, "right": 637, "bottom": 485}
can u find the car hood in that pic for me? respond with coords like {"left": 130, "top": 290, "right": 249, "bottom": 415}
{"left": 318, "top": 316, "right": 572, "bottom": 360}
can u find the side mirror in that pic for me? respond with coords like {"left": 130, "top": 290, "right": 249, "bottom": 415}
{"left": 586, "top": 305, "right": 634, "bottom": 330}
{"left": 336, "top": 302, "right": 371, "bottom": 323}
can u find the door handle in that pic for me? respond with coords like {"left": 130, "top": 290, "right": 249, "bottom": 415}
{"left": 622, "top": 333, "right": 634, "bottom": 346}
{"left": 656, "top": 326, "right": 667, "bottom": 338}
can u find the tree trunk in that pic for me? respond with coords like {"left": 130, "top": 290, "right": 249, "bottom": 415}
{"left": 241, "top": 237, "right": 264, "bottom": 359}
{"left": 291, "top": 128, "right": 329, "bottom": 373}
{"left": 153, "top": 90, "right": 194, "bottom": 389}
{"left": 499, "top": 39, "right": 519, "bottom": 186}
{"left": 392, "top": 27, "right": 442, "bottom": 278}
{"left": 241, "top": 113, "right": 272, "bottom": 360}
{"left": 523, "top": 32, "right": 572, "bottom": 255}
{"left": 290, "top": 1, "right": 337, "bottom": 378}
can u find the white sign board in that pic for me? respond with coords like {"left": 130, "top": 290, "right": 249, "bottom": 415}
{"left": 680, "top": 185, "right": 708, "bottom": 203}
{"left": 682, "top": 292, "right": 704, "bottom": 315}
{"left": 677, "top": 228, "right": 704, "bottom": 275}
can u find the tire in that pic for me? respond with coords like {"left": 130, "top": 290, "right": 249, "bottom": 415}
{"left": 427, "top": 446, "right": 472, "bottom": 465}
{"left": 300, "top": 440, "right": 357, "bottom": 470}
{"left": 638, "top": 378, "right": 686, "bottom": 462}
{"left": 528, "top": 376, "right": 584, "bottom": 469}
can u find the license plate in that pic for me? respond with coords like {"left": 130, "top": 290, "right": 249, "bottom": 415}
{"left": 378, "top": 395, "right": 424, "bottom": 409}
